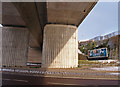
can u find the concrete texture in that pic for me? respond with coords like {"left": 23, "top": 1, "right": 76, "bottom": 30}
{"left": 0, "top": 2, "right": 2, "bottom": 24}
{"left": 47, "top": 2, "right": 96, "bottom": 26}
{"left": 27, "top": 48, "right": 41, "bottom": 63}
{"left": 13, "top": 2, "right": 47, "bottom": 47}
{"left": 42, "top": 24, "right": 78, "bottom": 68}
{"left": 1, "top": 2, "right": 97, "bottom": 48}
{"left": 2, "top": 2, "right": 25, "bottom": 26}
{"left": 0, "top": 27, "right": 2, "bottom": 68}
{"left": 29, "top": 33, "right": 41, "bottom": 48}
{"left": 0, "top": 2, "right": 97, "bottom": 67}
{"left": 2, "top": 27, "right": 29, "bottom": 66}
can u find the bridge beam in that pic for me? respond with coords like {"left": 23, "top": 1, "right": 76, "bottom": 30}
{"left": 42, "top": 24, "right": 78, "bottom": 68}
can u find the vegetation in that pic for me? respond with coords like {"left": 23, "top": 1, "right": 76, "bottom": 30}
{"left": 78, "top": 60, "right": 97, "bottom": 64}
{"left": 78, "top": 60, "right": 118, "bottom": 67}
{"left": 79, "top": 35, "right": 119, "bottom": 59}
{"left": 79, "top": 41, "right": 96, "bottom": 55}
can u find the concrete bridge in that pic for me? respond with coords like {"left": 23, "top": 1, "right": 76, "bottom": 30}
{"left": 0, "top": 2, "right": 97, "bottom": 68}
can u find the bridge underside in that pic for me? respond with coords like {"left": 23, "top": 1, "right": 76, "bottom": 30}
{"left": 0, "top": 2, "right": 97, "bottom": 68}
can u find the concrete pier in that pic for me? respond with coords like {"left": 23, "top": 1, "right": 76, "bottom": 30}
{"left": 2, "top": 27, "right": 29, "bottom": 67}
{"left": 42, "top": 24, "right": 78, "bottom": 68}
{"left": 28, "top": 47, "right": 42, "bottom": 63}
{"left": 1, "top": 2, "right": 97, "bottom": 68}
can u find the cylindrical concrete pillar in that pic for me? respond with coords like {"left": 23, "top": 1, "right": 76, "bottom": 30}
{"left": 42, "top": 24, "right": 78, "bottom": 68}
{"left": 2, "top": 27, "right": 29, "bottom": 67}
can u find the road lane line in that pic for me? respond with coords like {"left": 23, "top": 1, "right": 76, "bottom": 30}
{"left": 109, "top": 73, "right": 120, "bottom": 76}
{"left": 47, "top": 82, "right": 80, "bottom": 85}
{"left": 2, "top": 78, "right": 28, "bottom": 82}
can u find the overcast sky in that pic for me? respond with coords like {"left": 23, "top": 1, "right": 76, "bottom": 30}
{"left": 78, "top": 1, "right": 118, "bottom": 41}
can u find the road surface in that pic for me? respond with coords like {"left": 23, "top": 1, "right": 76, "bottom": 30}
{"left": 1, "top": 72, "right": 120, "bottom": 86}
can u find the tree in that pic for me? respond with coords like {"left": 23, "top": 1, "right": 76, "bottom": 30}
{"left": 92, "top": 41, "right": 96, "bottom": 49}
{"left": 79, "top": 45, "right": 85, "bottom": 53}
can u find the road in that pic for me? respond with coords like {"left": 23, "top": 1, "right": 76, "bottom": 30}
{"left": 1, "top": 72, "right": 120, "bottom": 86}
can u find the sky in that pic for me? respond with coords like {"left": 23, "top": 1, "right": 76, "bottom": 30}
{"left": 78, "top": 1, "right": 118, "bottom": 41}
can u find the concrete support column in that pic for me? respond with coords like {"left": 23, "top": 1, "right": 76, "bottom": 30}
{"left": 28, "top": 47, "right": 42, "bottom": 63}
{"left": 42, "top": 24, "right": 78, "bottom": 68}
{"left": 2, "top": 27, "right": 29, "bottom": 67}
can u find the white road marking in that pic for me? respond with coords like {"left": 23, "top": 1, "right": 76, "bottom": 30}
{"left": 2, "top": 78, "right": 28, "bottom": 82}
{"left": 91, "top": 66, "right": 120, "bottom": 71}
{"left": 109, "top": 73, "right": 120, "bottom": 76}
{"left": 47, "top": 82, "right": 80, "bottom": 85}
